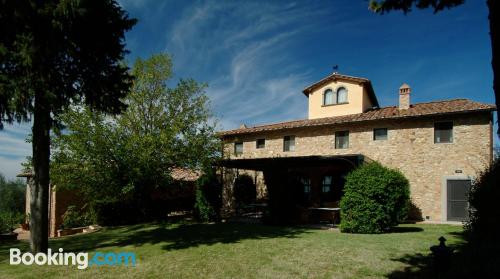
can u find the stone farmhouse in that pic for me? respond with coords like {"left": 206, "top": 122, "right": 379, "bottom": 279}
{"left": 219, "top": 72, "right": 496, "bottom": 223}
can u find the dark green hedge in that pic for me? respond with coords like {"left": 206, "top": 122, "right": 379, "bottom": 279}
{"left": 466, "top": 158, "right": 499, "bottom": 241}
{"left": 194, "top": 170, "right": 222, "bottom": 222}
{"left": 340, "top": 162, "right": 410, "bottom": 233}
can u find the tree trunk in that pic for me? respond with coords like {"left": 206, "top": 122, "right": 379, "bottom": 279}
{"left": 487, "top": 0, "right": 500, "bottom": 137}
{"left": 30, "top": 91, "right": 50, "bottom": 253}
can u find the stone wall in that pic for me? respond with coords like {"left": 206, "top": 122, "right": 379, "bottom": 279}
{"left": 222, "top": 112, "right": 493, "bottom": 222}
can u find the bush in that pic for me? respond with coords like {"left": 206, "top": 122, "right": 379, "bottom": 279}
{"left": 61, "top": 205, "right": 88, "bottom": 229}
{"left": 0, "top": 211, "right": 24, "bottom": 233}
{"left": 340, "top": 162, "right": 410, "bottom": 233}
{"left": 233, "top": 174, "right": 256, "bottom": 206}
{"left": 194, "top": 170, "right": 222, "bottom": 222}
{"left": 0, "top": 174, "right": 25, "bottom": 214}
{"left": 466, "top": 158, "right": 500, "bottom": 241}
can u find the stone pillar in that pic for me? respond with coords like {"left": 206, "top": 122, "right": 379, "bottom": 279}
{"left": 221, "top": 167, "right": 237, "bottom": 216}
{"left": 25, "top": 176, "right": 34, "bottom": 223}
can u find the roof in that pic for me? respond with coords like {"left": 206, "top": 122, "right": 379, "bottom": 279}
{"left": 16, "top": 171, "right": 33, "bottom": 178}
{"left": 219, "top": 99, "right": 496, "bottom": 137}
{"left": 170, "top": 168, "right": 201, "bottom": 182}
{"left": 302, "top": 73, "right": 379, "bottom": 107}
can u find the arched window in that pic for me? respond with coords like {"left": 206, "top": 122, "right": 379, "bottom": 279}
{"left": 337, "top": 87, "right": 348, "bottom": 103}
{"left": 323, "top": 89, "right": 335, "bottom": 105}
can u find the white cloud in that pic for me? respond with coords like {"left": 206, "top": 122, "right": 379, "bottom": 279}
{"left": 163, "top": 1, "right": 328, "bottom": 130}
{"left": 0, "top": 123, "right": 31, "bottom": 180}
{"left": 0, "top": 156, "right": 27, "bottom": 181}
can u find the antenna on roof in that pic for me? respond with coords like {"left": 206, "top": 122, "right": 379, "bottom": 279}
{"left": 332, "top": 65, "right": 339, "bottom": 74}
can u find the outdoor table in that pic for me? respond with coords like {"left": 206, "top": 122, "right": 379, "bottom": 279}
{"left": 309, "top": 207, "right": 341, "bottom": 225}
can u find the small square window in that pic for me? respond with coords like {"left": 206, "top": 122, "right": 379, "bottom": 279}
{"left": 301, "top": 177, "right": 311, "bottom": 194}
{"left": 256, "top": 138, "right": 265, "bottom": 149}
{"left": 283, "top": 136, "right": 295, "bottom": 152}
{"left": 234, "top": 142, "right": 243, "bottom": 155}
{"left": 335, "top": 131, "right": 349, "bottom": 149}
{"left": 373, "top": 128, "right": 388, "bottom": 141}
{"left": 435, "top": 122, "right": 453, "bottom": 143}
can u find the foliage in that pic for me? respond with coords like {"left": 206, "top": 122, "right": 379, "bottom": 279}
{"left": 0, "top": 0, "right": 136, "bottom": 125}
{"left": 0, "top": 0, "right": 136, "bottom": 252}
{"left": 340, "top": 162, "right": 410, "bottom": 233}
{"left": 0, "top": 173, "right": 25, "bottom": 233}
{"left": 466, "top": 158, "right": 500, "bottom": 241}
{"left": 51, "top": 54, "right": 220, "bottom": 225}
{"left": 233, "top": 174, "right": 256, "bottom": 206}
{"left": 194, "top": 170, "right": 222, "bottom": 222}
{"left": 61, "top": 206, "right": 86, "bottom": 229}
{"left": 0, "top": 211, "right": 24, "bottom": 234}
{"left": 369, "top": 0, "right": 464, "bottom": 14}
{"left": 0, "top": 174, "right": 25, "bottom": 215}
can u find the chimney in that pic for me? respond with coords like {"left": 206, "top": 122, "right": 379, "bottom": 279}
{"left": 399, "top": 83, "right": 411, "bottom": 110}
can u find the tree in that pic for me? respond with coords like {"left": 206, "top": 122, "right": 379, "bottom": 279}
{"left": 368, "top": 0, "right": 500, "bottom": 136}
{"left": 51, "top": 54, "right": 220, "bottom": 224}
{"left": 0, "top": 1, "right": 136, "bottom": 252}
{"left": 0, "top": 174, "right": 25, "bottom": 215}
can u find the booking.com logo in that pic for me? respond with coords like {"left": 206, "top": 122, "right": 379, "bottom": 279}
{"left": 10, "top": 248, "right": 136, "bottom": 269}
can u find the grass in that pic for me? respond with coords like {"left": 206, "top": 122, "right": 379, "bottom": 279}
{"left": 0, "top": 222, "right": 463, "bottom": 279}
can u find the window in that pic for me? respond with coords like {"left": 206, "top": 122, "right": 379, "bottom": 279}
{"left": 283, "top": 135, "right": 295, "bottom": 152}
{"left": 301, "top": 177, "right": 311, "bottom": 194}
{"left": 337, "top": 87, "right": 348, "bottom": 103}
{"left": 234, "top": 142, "right": 243, "bottom": 155}
{"left": 323, "top": 87, "right": 348, "bottom": 105}
{"left": 323, "top": 89, "right": 335, "bottom": 105}
{"left": 434, "top": 122, "right": 453, "bottom": 143}
{"left": 335, "top": 131, "right": 349, "bottom": 149}
{"left": 256, "top": 138, "right": 265, "bottom": 149}
{"left": 373, "top": 128, "right": 388, "bottom": 141}
{"left": 322, "top": 176, "right": 332, "bottom": 193}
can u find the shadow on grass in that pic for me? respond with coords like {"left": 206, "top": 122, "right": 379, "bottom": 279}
{"left": 388, "top": 226, "right": 424, "bottom": 233}
{"left": 0, "top": 239, "right": 29, "bottom": 264}
{"left": 14, "top": 222, "right": 309, "bottom": 255}
{"left": 386, "top": 232, "right": 500, "bottom": 278}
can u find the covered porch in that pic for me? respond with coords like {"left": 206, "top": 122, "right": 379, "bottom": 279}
{"left": 220, "top": 155, "right": 366, "bottom": 225}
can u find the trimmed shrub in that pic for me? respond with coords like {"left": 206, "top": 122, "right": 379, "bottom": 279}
{"left": 340, "top": 162, "right": 410, "bottom": 233}
{"left": 194, "top": 170, "right": 222, "bottom": 222}
{"left": 465, "top": 158, "right": 500, "bottom": 241}
{"left": 233, "top": 174, "right": 256, "bottom": 206}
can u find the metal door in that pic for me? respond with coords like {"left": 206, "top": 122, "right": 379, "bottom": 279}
{"left": 447, "top": 179, "right": 471, "bottom": 221}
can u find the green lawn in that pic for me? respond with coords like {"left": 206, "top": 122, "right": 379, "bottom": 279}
{"left": 0, "top": 222, "right": 463, "bottom": 278}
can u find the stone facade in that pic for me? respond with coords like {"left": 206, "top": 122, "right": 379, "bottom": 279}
{"left": 222, "top": 112, "right": 493, "bottom": 222}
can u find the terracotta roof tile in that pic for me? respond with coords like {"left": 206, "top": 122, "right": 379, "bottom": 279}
{"left": 170, "top": 168, "right": 201, "bottom": 182}
{"left": 219, "top": 99, "right": 496, "bottom": 137}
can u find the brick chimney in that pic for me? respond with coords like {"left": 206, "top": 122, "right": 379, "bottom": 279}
{"left": 399, "top": 83, "right": 411, "bottom": 110}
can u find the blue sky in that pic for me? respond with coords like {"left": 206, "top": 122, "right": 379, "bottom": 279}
{"left": 0, "top": 0, "right": 496, "bottom": 180}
